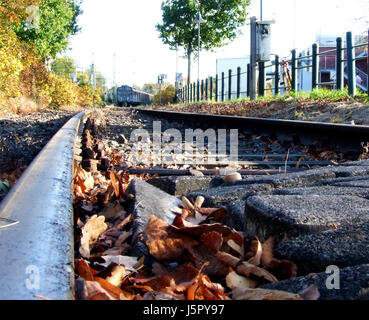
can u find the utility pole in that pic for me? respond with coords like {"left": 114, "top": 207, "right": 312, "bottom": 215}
{"left": 250, "top": 16, "right": 258, "bottom": 101}
{"left": 91, "top": 52, "right": 96, "bottom": 107}
{"left": 113, "top": 53, "right": 117, "bottom": 105}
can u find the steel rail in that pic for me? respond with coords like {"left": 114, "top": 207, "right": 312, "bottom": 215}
{"left": 0, "top": 111, "right": 87, "bottom": 300}
{"left": 134, "top": 108, "right": 369, "bottom": 152}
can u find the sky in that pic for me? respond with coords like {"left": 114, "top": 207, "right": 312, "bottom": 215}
{"left": 67, "top": 0, "right": 368, "bottom": 88}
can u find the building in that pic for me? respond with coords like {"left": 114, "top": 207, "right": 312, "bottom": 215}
{"left": 216, "top": 57, "right": 250, "bottom": 100}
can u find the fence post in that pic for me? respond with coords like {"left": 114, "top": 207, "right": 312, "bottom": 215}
{"left": 274, "top": 55, "right": 280, "bottom": 95}
{"left": 210, "top": 77, "right": 213, "bottom": 100}
{"left": 228, "top": 69, "right": 232, "bottom": 100}
{"left": 367, "top": 29, "right": 369, "bottom": 95}
{"left": 190, "top": 83, "right": 192, "bottom": 102}
{"left": 205, "top": 78, "right": 208, "bottom": 101}
{"left": 200, "top": 80, "right": 204, "bottom": 101}
{"left": 215, "top": 74, "right": 219, "bottom": 102}
{"left": 196, "top": 80, "right": 199, "bottom": 102}
{"left": 291, "top": 49, "right": 298, "bottom": 92}
{"left": 247, "top": 63, "right": 251, "bottom": 97}
{"left": 346, "top": 31, "right": 357, "bottom": 96}
{"left": 221, "top": 72, "right": 225, "bottom": 101}
{"left": 336, "top": 37, "right": 344, "bottom": 91}
{"left": 258, "top": 62, "right": 265, "bottom": 97}
{"left": 237, "top": 67, "right": 241, "bottom": 99}
{"left": 186, "top": 84, "right": 189, "bottom": 103}
{"left": 312, "top": 43, "right": 319, "bottom": 90}
{"left": 194, "top": 83, "right": 196, "bottom": 102}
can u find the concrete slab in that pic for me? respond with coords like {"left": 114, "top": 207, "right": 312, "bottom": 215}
{"left": 147, "top": 176, "right": 212, "bottom": 196}
{"left": 225, "top": 200, "right": 246, "bottom": 231}
{"left": 245, "top": 195, "right": 369, "bottom": 242}
{"left": 125, "top": 179, "right": 182, "bottom": 257}
{"left": 187, "top": 183, "right": 273, "bottom": 207}
{"left": 273, "top": 185, "right": 369, "bottom": 198}
{"left": 274, "top": 223, "right": 369, "bottom": 275}
{"left": 261, "top": 264, "right": 369, "bottom": 300}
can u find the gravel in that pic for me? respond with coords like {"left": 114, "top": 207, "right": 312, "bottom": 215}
{"left": 0, "top": 110, "right": 77, "bottom": 172}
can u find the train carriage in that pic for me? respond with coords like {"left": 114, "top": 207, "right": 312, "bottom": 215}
{"left": 117, "top": 85, "right": 153, "bottom": 106}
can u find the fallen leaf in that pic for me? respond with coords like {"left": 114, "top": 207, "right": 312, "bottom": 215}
{"left": 115, "top": 231, "right": 133, "bottom": 247}
{"left": 260, "top": 237, "right": 275, "bottom": 267}
{"left": 232, "top": 288, "right": 303, "bottom": 300}
{"left": 80, "top": 215, "right": 108, "bottom": 258}
{"left": 95, "top": 263, "right": 127, "bottom": 287}
{"left": 201, "top": 232, "right": 223, "bottom": 252}
{"left": 143, "top": 215, "right": 199, "bottom": 260}
{"left": 248, "top": 237, "right": 262, "bottom": 266}
{"left": 236, "top": 262, "right": 278, "bottom": 283}
{"left": 109, "top": 171, "right": 121, "bottom": 198}
{"left": 225, "top": 271, "right": 260, "bottom": 290}
{"left": 100, "top": 255, "right": 138, "bottom": 271}
{"left": 299, "top": 285, "right": 320, "bottom": 300}
{"left": 75, "top": 259, "right": 97, "bottom": 281}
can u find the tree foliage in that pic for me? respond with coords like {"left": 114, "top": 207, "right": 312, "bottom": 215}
{"left": 156, "top": 0, "right": 250, "bottom": 82}
{"left": 14, "top": 0, "right": 81, "bottom": 60}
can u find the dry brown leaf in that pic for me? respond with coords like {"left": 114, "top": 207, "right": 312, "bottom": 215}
{"left": 75, "top": 259, "right": 97, "bottom": 281}
{"left": 95, "top": 263, "right": 127, "bottom": 287}
{"left": 182, "top": 196, "right": 195, "bottom": 211}
{"left": 236, "top": 262, "right": 278, "bottom": 283}
{"left": 232, "top": 287, "right": 303, "bottom": 300}
{"left": 299, "top": 285, "right": 320, "bottom": 300}
{"left": 79, "top": 215, "right": 108, "bottom": 258}
{"left": 84, "top": 281, "right": 115, "bottom": 300}
{"left": 217, "top": 251, "right": 240, "bottom": 269}
{"left": 101, "top": 201, "right": 125, "bottom": 220}
{"left": 227, "top": 239, "right": 244, "bottom": 258}
{"left": 84, "top": 175, "right": 95, "bottom": 192}
{"left": 194, "top": 196, "right": 205, "bottom": 208}
{"left": 248, "top": 237, "right": 263, "bottom": 266}
{"left": 93, "top": 277, "right": 130, "bottom": 300}
{"left": 201, "top": 232, "right": 223, "bottom": 252}
{"left": 265, "top": 259, "right": 297, "bottom": 280}
{"left": 261, "top": 237, "right": 275, "bottom": 267}
{"left": 143, "top": 215, "right": 199, "bottom": 261}
{"left": 109, "top": 171, "right": 120, "bottom": 198}
{"left": 225, "top": 271, "right": 260, "bottom": 290}
{"left": 100, "top": 255, "right": 138, "bottom": 271}
{"left": 115, "top": 231, "right": 133, "bottom": 247}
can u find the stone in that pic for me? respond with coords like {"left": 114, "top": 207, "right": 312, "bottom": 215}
{"left": 117, "top": 134, "right": 128, "bottom": 144}
{"left": 125, "top": 179, "right": 182, "bottom": 257}
{"left": 209, "top": 176, "right": 225, "bottom": 188}
{"left": 245, "top": 195, "right": 369, "bottom": 242}
{"left": 274, "top": 223, "right": 369, "bottom": 275}
{"left": 261, "top": 264, "right": 369, "bottom": 300}
{"left": 225, "top": 200, "right": 246, "bottom": 231}
{"left": 147, "top": 176, "right": 212, "bottom": 196}
{"left": 273, "top": 185, "right": 369, "bottom": 199}
{"left": 222, "top": 167, "right": 336, "bottom": 189}
{"left": 187, "top": 183, "right": 274, "bottom": 207}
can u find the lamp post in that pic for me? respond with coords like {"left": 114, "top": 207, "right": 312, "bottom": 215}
{"left": 194, "top": 11, "right": 206, "bottom": 82}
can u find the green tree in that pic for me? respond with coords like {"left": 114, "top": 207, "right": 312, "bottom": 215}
{"left": 51, "top": 56, "right": 76, "bottom": 79}
{"left": 142, "top": 83, "right": 159, "bottom": 95}
{"left": 14, "top": 0, "right": 81, "bottom": 60}
{"left": 156, "top": 0, "right": 250, "bottom": 84}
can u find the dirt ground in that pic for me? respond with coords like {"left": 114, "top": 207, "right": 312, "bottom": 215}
{"left": 148, "top": 99, "right": 369, "bottom": 125}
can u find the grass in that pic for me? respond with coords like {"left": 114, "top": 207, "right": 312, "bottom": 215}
{"left": 172, "top": 87, "right": 369, "bottom": 107}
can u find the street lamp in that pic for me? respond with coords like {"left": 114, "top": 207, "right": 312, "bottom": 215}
{"left": 194, "top": 11, "right": 206, "bottom": 81}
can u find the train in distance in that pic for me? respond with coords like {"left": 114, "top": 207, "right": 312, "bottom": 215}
{"left": 110, "top": 85, "right": 153, "bottom": 106}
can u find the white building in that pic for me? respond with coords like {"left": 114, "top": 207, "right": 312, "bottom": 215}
{"left": 216, "top": 57, "right": 250, "bottom": 100}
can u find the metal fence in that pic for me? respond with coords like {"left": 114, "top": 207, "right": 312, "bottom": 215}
{"left": 176, "top": 31, "right": 369, "bottom": 103}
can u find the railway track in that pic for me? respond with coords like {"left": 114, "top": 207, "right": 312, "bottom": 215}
{"left": 1, "top": 106, "right": 369, "bottom": 300}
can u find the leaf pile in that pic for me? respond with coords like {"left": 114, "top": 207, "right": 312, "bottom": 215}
{"left": 74, "top": 178, "right": 319, "bottom": 300}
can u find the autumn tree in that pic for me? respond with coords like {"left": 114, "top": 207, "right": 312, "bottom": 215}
{"left": 156, "top": 0, "right": 250, "bottom": 84}
{"left": 14, "top": 0, "right": 81, "bottom": 60}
